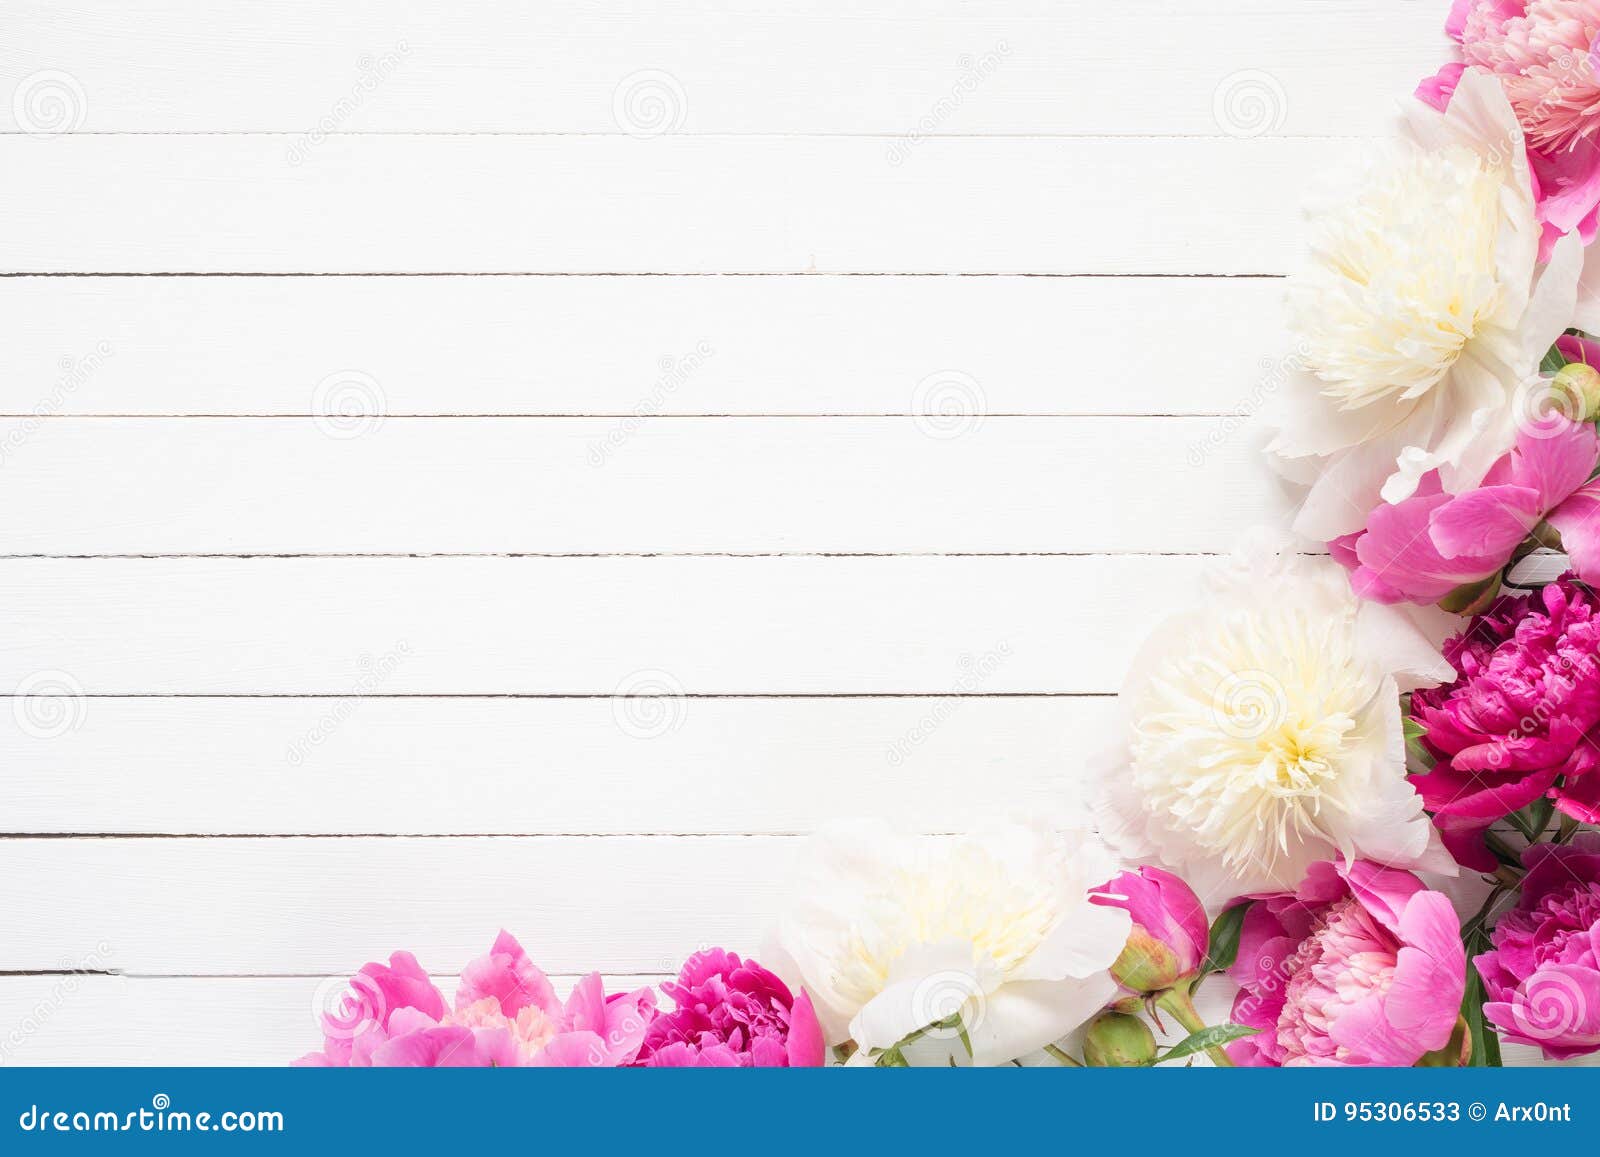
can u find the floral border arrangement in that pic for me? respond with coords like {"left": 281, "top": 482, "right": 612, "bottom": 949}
{"left": 297, "top": 2, "right": 1600, "bottom": 1068}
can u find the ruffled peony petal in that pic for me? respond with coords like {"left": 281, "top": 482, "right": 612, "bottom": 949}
{"left": 454, "top": 929, "right": 560, "bottom": 1020}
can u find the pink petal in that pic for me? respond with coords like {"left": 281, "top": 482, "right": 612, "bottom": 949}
{"left": 1416, "top": 61, "right": 1465, "bottom": 111}
{"left": 1548, "top": 484, "right": 1600, "bottom": 583}
{"left": 1507, "top": 420, "right": 1599, "bottom": 509}
{"left": 455, "top": 929, "right": 559, "bottom": 1019}
{"left": 1427, "top": 485, "right": 1542, "bottom": 560}
{"left": 785, "top": 989, "right": 826, "bottom": 1067}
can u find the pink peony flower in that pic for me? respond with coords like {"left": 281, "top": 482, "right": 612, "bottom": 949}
{"left": 634, "top": 948, "right": 825, "bottom": 1067}
{"left": 294, "top": 930, "right": 657, "bottom": 1067}
{"left": 1419, "top": 1, "right": 1600, "bottom": 259}
{"left": 1089, "top": 866, "right": 1208, "bottom": 995}
{"left": 1226, "top": 861, "right": 1465, "bottom": 1066}
{"left": 1477, "top": 834, "right": 1600, "bottom": 1057}
{"left": 1410, "top": 577, "right": 1600, "bottom": 871}
{"left": 1331, "top": 417, "right": 1600, "bottom": 606}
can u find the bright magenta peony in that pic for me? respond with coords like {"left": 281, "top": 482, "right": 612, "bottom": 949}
{"left": 1478, "top": 834, "right": 1600, "bottom": 1058}
{"left": 294, "top": 931, "right": 657, "bottom": 1067}
{"left": 1225, "top": 861, "right": 1465, "bottom": 1066}
{"left": 1410, "top": 577, "right": 1600, "bottom": 871}
{"left": 1089, "top": 866, "right": 1208, "bottom": 995}
{"left": 635, "top": 948, "right": 825, "bottom": 1067}
{"left": 1419, "top": 1, "right": 1600, "bottom": 259}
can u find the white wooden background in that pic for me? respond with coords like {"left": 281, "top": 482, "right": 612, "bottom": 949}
{"left": 2, "top": 1, "right": 1565, "bottom": 1067}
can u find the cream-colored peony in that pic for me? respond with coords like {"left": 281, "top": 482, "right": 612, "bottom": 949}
{"left": 1271, "top": 68, "right": 1583, "bottom": 541}
{"left": 766, "top": 819, "right": 1131, "bottom": 1066}
{"left": 1092, "top": 540, "right": 1458, "bottom": 901}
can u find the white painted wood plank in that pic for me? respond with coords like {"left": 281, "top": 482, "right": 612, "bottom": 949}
{"left": 0, "top": 136, "right": 1329, "bottom": 273}
{"left": 0, "top": 696, "right": 1103, "bottom": 835}
{"left": 0, "top": 1, "right": 1441, "bottom": 137}
{"left": 0, "top": 974, "right": 1578, "bottom": 1067}
{"left": 0, "top": 974, "right": 670, "bottom": 1067}
{"left": 0, "top": 837, "right": 795, "bottom": 974}
{"left": 0, "top": 418, "right": 1286, "bottom": 555}
{"left": 0, "top": 555, "right": 1202, "bottom": 694}
{"left": 0, "top": 275, "right": 1288, "bottom": 417}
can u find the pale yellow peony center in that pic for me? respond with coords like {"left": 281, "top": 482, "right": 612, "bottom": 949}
{"left": 829, "top": 845, "right": 1061, "bottom": 1010}
{"left": 1130, "top": 606, "right": 1379, "bottom": 877}
{"left": 1293, "top": 143, "right": 1507, "bottom": 409}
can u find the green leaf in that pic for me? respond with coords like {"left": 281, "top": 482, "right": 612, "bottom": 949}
{"left": 1541, "top": 343, "right": 1571, "bottom": 374}
{"left": 956, "top": 1020, "right": 974, "bottom": 1060}
{"left": 1402, "top": 716, "right": 1426, "bottom": 742}
{"left": 1505, "top": 808, "right": 1539, "bottom": 843}
{"left": 1520, "top": 797, "right": 1555, "bottom": 841}
{"left": 874, "top": 1046, "right": 909, "bottom": 1067}
{"left": 1194, "top": 902, "right": 1249, "bottom": 989}
{"left": 1157, "top": 1024, "right": 1258, "bottom": 1065}
{"left": 1460, "top": 933, "right": 1503, "bottom": 1068}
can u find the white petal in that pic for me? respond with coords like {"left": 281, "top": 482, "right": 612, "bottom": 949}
{"left": 964, "top": 975, "right": 1120, "bottom": 1067}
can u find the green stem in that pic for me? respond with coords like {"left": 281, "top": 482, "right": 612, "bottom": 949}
{"left": 1482, "top": 829, "right": 1526, "bottom": 867}
{"left": 1556, "top": 814, "right": 1582, "bottom": 846}
{"left": 1504, "top": 810, "right": 1538, "bottom": 843}
{"left": 1155, "top": 987, "right": 1235, "bottom": 1068}
{"left": 1042, "top": 1043, "right": 1082, "bottom": 1067}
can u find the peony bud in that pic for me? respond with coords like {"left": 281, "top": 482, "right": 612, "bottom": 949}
{"left": 1554, "top": 361, "right": 1600, "bottom": 421}
{"left": 1083, "top": 1011, "right": 1157, "bottom": 1067}
{"left": 1090, "top": 866, "right": 1208, "bottom": 995}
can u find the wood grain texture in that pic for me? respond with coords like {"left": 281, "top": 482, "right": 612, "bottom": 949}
{"left": 5, "top": 1, "right": 1567, "bottom": 1072}
{"left": 0, "top": 1, "right": 1442, "bottom": 136}
{"left": 0, "top": 275, "right": 1289, "bottom": 416}
{"left": 0, "top": 696, "right": 1103, "bottom": 835}
{"left": 0, "top": 418, "right": 1288, "bottom": 554}
{"left": 0, "top": 555, "right": 1204, "bottom": 694}
{"left": 0, "top": 135, "right": 1336, "bottom": 274}
{"left": 0, "top": 837, "right": 793, "bottom": 974}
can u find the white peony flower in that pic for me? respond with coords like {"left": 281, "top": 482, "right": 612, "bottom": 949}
{"left": 1270, "top": 68, "right": 1583, "bottom": 541}
{"left": 766, "top": 819, "right": 1131, "bottom": 1066}
{"left": 1092, "top": 540, "right": 1457, "bottom": 901}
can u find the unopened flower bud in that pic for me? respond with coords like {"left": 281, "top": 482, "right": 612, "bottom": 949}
{"left": 1554, "top": 361, "right": 1600, "bottom": 422}
{"left": 1090, "top": 866, "right": 1208, "bottom": 994}
{"left": 1083, "top": 1011, "right": 1158, "bottom": 1067}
